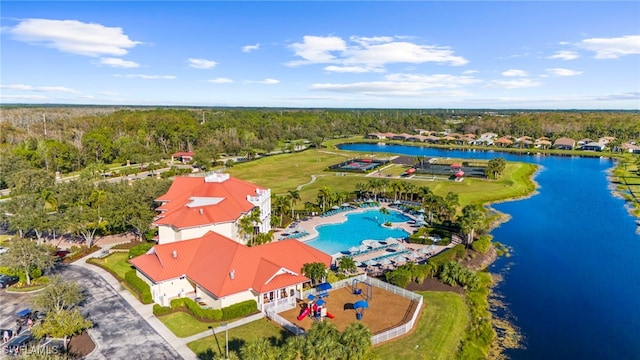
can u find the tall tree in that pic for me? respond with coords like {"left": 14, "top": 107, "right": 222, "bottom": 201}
{"left": 32, "top": 276, "right": 84, "bottom": 314}
{"left": 0, "top": 239, "right": 55, "bottom": 285}
{"left": 287, "top": 189, "right": 300, "bottom": 219}
{"left": 339, "top": 322, "right": 372, "bottom": 360}
{"left": 301, "top": 262, "right": 327, "bottom": 285}
{"left": 31, "top": 309, "right": 93, "bottom": 352}
{"left": 458, "top": 203, "right": 486, "bottom": 247}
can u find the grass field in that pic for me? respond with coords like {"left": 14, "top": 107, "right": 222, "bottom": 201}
{"left": 372, "top": 291, "right": 469, "bottom": 360}
{"left": 88, "top": 252, "right": 134, "bottom": 280}
{"left": 187, "top": 318, "right": 288, "bottom": 358}
{"left": 223, "top": 147, "right": 537, "bottom": 210}
{"left": 158, "top": 311, "right": 219, "bottom": 338}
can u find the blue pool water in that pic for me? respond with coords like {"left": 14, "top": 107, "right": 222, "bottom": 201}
{"left": 306, "top": 209, "right": 410, "bottom": 255}
{"left": 339, "top": 143, "right": 640, "bottom": 359}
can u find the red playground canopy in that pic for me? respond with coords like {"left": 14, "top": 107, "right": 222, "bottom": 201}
{"left": 450, "top": 163, "right": 462, "bottom": 168}
{"left": 455, "top": 171, "right": 465, "bottom": 177}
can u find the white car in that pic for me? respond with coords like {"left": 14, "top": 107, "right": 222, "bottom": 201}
{"left": 0, "top": 247, "right": 8, "bottom": 255}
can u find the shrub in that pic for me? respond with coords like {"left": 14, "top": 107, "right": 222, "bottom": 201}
{"left": 124, "top": 270, "right": 153, "bottom": 304}
{"left": 471, "top": 235, "right": 492, "bottom": 254}
{"left": 183, "top": 298, "right": 222, "bottom": 321}
{"left": 128, "top": 242, "right": 155, "bottom": 258}
{"left": 222, "top": 300, "right": 257, "bottom": 320}
{"left": 385, "top": 267, "right": 412, "bottom": 288}
{"left": 170, "top": 298, "right": 186, "bottom": 309}
{"left": 153, "top": 304, "right": 172, "bottom": 316}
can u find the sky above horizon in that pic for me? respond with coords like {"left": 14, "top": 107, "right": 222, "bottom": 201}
{"left": 1, "top": 1, "right": 639, "bottom": 109}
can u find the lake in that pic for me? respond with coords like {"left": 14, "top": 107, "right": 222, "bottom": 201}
{"left": 338, "top": 143, "right": 640, "bottom": 359}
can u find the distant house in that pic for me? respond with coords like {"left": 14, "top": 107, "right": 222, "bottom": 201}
{"left": 553, "top": 137, "right": 576, "bottom": 150}
{"left": 581, "top": 142, "right": 605, "bottom": 152}
{"left": 577, "top": 138, "right": 593, "bottom": 147}
{"left": 130, "top": 231, "right": 331, "bottom": 310}
{"left": 620, "top": 142, "right": 640, "bottom": 154}
{"left": 534, "top": 139, "right": 552, "bottom": 149}
{"left": 171, "top": 151, "right": 194, "bottom": 163}
{"left": 391, "top": 133, "right": 412, "bottom": 141}
{"left": 494, "top": 137, "right": 514, "bottom": 147}
{"left": 406, "top": 135, "right": 427, "bottom": 142}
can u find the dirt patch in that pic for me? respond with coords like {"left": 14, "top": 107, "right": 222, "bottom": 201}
{"left": 67, "top": 330, "right": 95, "bottom": 358}
{"left": 406, "top": 277, "right": 465, "bottom": 295}
{"left": 459, "top": 247, "right": 497, "bottom": 271}
{"left": 279, "top": 286, "right": 419, "bottom": 334}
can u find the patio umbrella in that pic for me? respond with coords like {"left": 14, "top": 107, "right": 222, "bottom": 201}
{"left": 358, "top": 244, "right": 370, "bottom": 252}
{"left": 364, "top": 259, "right": 378, "bottom": 266}
{"left": 392, "top": 255, "right": 407, "bottom": 263}
{"left": 407, "top": 252, "right": 420, "bottom": 259}
{"left": 332, "top": 205, "right": 340, "bottom": 210}
{"left": 317, "top": 282, "right": 333, "bottom": 291}
{"left": 380, "top": 258, "right": 393, "bottom": 266}
{"left": 348, "top": 246, "right": 360, "bottom": 253}
{"left": 417, "top": 208, "right": 425, "bottom": 213}
{"left": 395, "top": 244, "right": 406, "bottom": 250}
{"left": 342, "top": 203, "right": 351, "bottom": 207}
{"left": 419, "top": 247, "right": 430, "bottom": 254}
{"left": 370, "top": 241, "right": 384, "bottom": 249}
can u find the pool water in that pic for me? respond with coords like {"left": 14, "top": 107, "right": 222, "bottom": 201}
{"left": 305, "top": 209, "right": 410, "bottom": 255}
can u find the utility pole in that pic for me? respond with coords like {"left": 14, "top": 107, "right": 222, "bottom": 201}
{"left": 43, "top": 114, "right": 47, "bottom": 137}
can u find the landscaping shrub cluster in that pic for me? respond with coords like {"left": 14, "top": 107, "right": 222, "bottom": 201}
{"left": 124, "top": 270, "right": 153, "bottom": 304}
{"left": 65, "top": 245, "right": 101, "bottom": 262}
{"left": 385, "top": 263, "right": 435, "bottom": 288}
{"left": 159, "top": 297, "right": 257, "bottom": 321}
{"left": 428, "top": 244, "right": 466, "bottom": 269}
{"left": 128, "top": 242, "right": 155, "bottom": 258}
{"left": 471, "top": 235, "right": 492, "bottom": 254}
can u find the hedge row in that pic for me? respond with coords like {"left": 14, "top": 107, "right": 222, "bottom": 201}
{"left": 164, "top": 297, "right": 257, "bottom": 321}
{"left": 153, "top": 304, "right": 172, "bottom": 316}
{"left": 124, "top": 270, "right": 153, "bottom": 304}
{"left": 128, "top": 242, "right": 155, "bottom": 258}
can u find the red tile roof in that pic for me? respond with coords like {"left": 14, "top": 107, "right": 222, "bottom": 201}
{"left": 130, "top": 232, "right": 331, "bottom": 297}
{"left": 172, "top": 151, "right": 194, "bottom": 157}
{"left": 155, "top": 176, "right": 266, "bottom": 229}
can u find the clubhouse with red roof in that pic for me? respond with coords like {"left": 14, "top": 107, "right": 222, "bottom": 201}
{"left": 130, "top": 173, "right": 331, "bottom": 312}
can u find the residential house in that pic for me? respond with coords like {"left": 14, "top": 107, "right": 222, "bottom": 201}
{"left": 553, "top": 137, "right": 576, "bottom": 150}
{"left": 154, "top": 173, "right": 271, "bottom": 244}
{"left": 130, "top": 231, "right": 331, "bottom": 311}
{"left": 494, "top": 137, "right": 514, "bottom": 147}
{"left": 620, "top": 142, "right": 640, "bottom": 154}
{"left": 581, "top": 142, "right": 605, "bottom": 152}
{"left": 171, "top": 151, "right": 194, "bottom": 164}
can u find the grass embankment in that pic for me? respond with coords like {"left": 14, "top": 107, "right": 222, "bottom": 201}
{"left": 373, "top": 291, "right": 468, "bottom": 360}
{"left": 87, "top": 252, "right": 133, "bottom": 279}
{"left": 187, "top": 318, "right": 288, "bottom": 359}
{"left": 610, "top": 155, "right": 640, "bottom": 217}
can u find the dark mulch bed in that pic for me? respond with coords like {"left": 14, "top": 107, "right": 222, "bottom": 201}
{"left": 406, "top": 277, "right": 465, "bottom": 295}
{"left": 68, "top": 331, "right": 95, "bottom": 358}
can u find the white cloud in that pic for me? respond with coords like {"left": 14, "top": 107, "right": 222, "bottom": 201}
{"left": 207, "top": 78, "right": 234, "bottom": 84}
{"left": 115, "top": 74, "right": 176, "bottom": 79}
{"left": 287, "top": 35, "right": 467, "bottom": 72}
{"left": 310, "top": 72, "right": 480, "bottom": 97}
{"left": 10, "top": 18, "right": 139, "bottom": 57}
{"left": 463, "top": 70, "right": 478, "bottom": 75}
{"left": 188, "top": 58, "right": 217, "bottom": 69}
{"left": 0, "top": 84, "right": 78, "bottom": 93}
{"left": 99, "top": 91, "right": 119, "bottom": 96}
{"left": 99, "top": 57, "right": 140, "bottom": 68}
{"left": 486, "top": 78, "right": 542, "bottom": 89}
{"left": 578, "top": 35, "right": 640, "bottom": 59}
{"left": 502, "top": 69, "right": 528, "bottom": 77}
{"left": 548, "top": 50, "right": 579, "bottom": 60}
{"left": 249, "top": 78, "right": 279, "bottom": 85}
{"left": 545, "top": 68, "right": 583, "bottom": 77}
{"left": 242, "top": 43, "right": 260, "bottom": 53}
{"left": 0, "top": 94, "right": 49, "bottom": 101}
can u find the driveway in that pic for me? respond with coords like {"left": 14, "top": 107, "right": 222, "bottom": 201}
{"left": 0, "top": 265, "right": 182, "bottom": 359}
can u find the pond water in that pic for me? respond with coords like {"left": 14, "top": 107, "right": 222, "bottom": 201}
{"left": 338, "top": 143, "right": 640, "bottom": 359}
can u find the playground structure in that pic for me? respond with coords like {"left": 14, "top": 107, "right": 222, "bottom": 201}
{"left": 353, "top": 300, "right": 369, "bottom": 321}
{"left": 297, "top": 294, "right": 335, "bottom": 321}
{"left": 351, "top": 279, "right": 373, "bottom": 301}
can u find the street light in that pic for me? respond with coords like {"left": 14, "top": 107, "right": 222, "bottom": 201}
{"left": 222, "top": 322, "right": 228, "bottom": 359}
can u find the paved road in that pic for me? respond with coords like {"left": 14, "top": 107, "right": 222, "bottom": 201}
{"left": 0, "top": 265, "right": 183, "bottom": 360}
{"left": 59, "top": 265, "right": 182, "bottom": 360}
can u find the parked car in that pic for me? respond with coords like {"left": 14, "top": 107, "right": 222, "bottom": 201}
{"left": 0, "top": 274, "right": 19, "bottom": 288}
{"left": 52, "top": 250, "right": 70, "bottom": 262}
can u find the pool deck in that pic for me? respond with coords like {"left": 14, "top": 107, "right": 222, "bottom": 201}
{"left": 273, "top": 203, "right": 452, "bottom": 271}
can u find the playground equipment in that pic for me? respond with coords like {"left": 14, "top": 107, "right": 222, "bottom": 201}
{"left": 353, "top": 300, "right": 369, "bottom": 321}
{"left": 351, "top": 279, "right": 373, "bottom": 301}
{"left": 297, "top": 297, "right": 334, "bottom": 321}
{"left": 316, "top": 282, "right": 332, "bottom": 298}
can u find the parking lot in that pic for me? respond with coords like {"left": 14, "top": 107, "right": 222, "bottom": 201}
{"left": 0, "top": 264, "right": 182, "bottom": 359}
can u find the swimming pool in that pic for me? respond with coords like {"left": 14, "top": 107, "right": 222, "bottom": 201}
{"left": 305, "top": 209, "right": 410, "bottom": 255}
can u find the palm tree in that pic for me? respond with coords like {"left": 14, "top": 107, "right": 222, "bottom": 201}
{"left": 404, "top": 182, "right": 417, "bottom": 202}
{"left": 40, "top": 188, "right": 58, "bottom": 212}
{"left": 240, "top": 338, "right": 277, "bottom": 360}
{"left": 458, "top": 203, "right": 486, "bottom": 247}
{"left": 287, "top": 190, "right": 300, "bottom": 219}
{"left": 302, "top": 262, "right": 327, "bottom": 285}
{"left": 339, "top": 322, "right": 372, "bottom": 360}
{"left": 390, "top": 182, "right": 401, "bottom": 201}
{"left": 379, "top": 207, "right": 390, "bottom": 224}
{"left": 338, "top": 257, "right": 357, "bottom": 275}
{"left": 417, "top": 186, "right": 431, "bottom": 203}
{"left": 317, "top": 186, "right": 332, "bottom": 212}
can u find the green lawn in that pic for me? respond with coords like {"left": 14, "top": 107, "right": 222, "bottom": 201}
{"left": 0, "top": 235, "right": 13, "bottom": 245}
{"left": 372, "top": 291, "right": 469, "bottom": 360}
{"left": 158, "top": 311, "right": 219, "bottom": 338}
{"left": 187, "top": 318, "right": 288, "bottom": 359}
{"left": 89, "top": 252, "right": 134, "bottom": 280}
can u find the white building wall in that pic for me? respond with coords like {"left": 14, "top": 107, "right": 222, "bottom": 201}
{"left": 156, "top": 277, "right": 194, "bottom": 303}
{"left": 158, "top": 222, "right": 236, "bottom": 244}
{"left": 219, "top": 290, "right": 258, "bottom": 308}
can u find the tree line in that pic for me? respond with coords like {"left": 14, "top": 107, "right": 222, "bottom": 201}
{"left": 1, "top": 107, "right": 637, "bottom": 189}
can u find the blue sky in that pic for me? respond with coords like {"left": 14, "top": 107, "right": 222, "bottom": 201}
{"left": 1, "top": 1, "right": 639, "bottom": 109}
